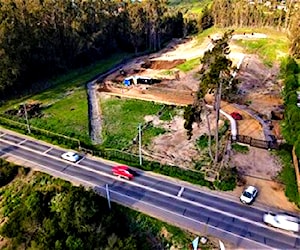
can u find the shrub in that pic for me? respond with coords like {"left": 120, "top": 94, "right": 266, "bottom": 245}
{"left": 276, "top": 148, "right": 300, "bottom": 206}
{"left": 232, "top": 143, "right": 249, "bottom": 154}
{"left": 196, "top": 134, "right": 210, "bottom": 149}
{"left": 0, "top": 159, "right": 19, "bottom": 187}
{"left": 214, "top": 167, "right": 237, "bottom": 191}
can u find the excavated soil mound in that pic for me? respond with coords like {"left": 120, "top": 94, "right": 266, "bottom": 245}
{"left": 142, "top": 59, "right": 186, "bottom": 70}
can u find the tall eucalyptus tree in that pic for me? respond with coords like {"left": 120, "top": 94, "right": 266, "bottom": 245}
{"left": 184, "top": 31, "right": 236, "bottom": 165}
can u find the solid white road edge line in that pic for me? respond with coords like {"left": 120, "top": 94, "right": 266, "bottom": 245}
{"left": 0, "top": 149, "right": 275, "bottom": 250}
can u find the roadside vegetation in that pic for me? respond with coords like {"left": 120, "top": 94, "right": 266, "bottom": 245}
{"left": 278, "top": 57, "right": 300, "bottom": 207}
{"left": 276, "top": 148, "right": 300, "bottom": 207}
{"left": 0, "top": 161, "right": 201, "bottom": 250}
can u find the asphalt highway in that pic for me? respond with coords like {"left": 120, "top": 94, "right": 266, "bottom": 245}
{"left": 0, "top": 129, "right": 300, "bottom": 249}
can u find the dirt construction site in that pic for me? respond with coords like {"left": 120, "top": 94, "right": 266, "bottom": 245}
{"left": 96, "top": 33, "right": 299, "bottom": 212}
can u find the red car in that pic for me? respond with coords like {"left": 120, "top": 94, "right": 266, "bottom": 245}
{"left": 231, "top": 112, "right": 243, "bottom": 120}
{"left": 112, "top": 165, "right": 135, "bottom": 180}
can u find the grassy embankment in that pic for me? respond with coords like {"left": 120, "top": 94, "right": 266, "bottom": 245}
{"left": 232, "top": 28, "right": 289, "bottom": 67}
{"left": 0, "top": 53, "right": 129, "bottom": 146}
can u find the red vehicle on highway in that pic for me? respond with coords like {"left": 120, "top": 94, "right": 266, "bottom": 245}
{"left": 112, "top": 165, "right": 135, "bottom": 180}
{"left": 230, "top": 112, "right": 243, "bottom": 120}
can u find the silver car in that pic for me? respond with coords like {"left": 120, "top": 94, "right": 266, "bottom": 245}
{"left": 240, "top": 185, "right": 258, "bottom": 204}
{"left": 263, "top": 212, "right": 299, "bottom": 233}
{"left": 61, "top": 152, "right": 80, "bottom": 163}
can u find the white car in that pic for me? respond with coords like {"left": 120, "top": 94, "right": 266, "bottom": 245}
{"left": 61, "top": 152, "right": 80, "bottom": 163}
{"left": 240, "top": 185, "right": 258, "bottom": 204}
{"left": 263, "top": 212, "right": 300, "bottom": 233}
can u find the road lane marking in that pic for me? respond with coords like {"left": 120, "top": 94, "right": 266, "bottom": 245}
{"left": 177, "top": 187, "right": 184, "bottom": 197}
{"left": 43, "top": 147, "right": 53, "bottom": 154}
{"left": 0, "top": 136, "right": 299, "bottom": 240}
{"left": 76, "top": 157, "right": 85, "bottom": 165}
{"left": 0, "top": 132, "right": 5, "bottom": 137}
{"left": 18, "top": 139, "right": 27, "bottom": 145}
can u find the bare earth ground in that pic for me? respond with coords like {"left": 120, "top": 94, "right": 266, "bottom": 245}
{"left": 97, "top": 34, "right": 299, "bottom": 212}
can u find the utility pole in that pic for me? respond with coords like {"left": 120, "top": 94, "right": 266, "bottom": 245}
{"left": 105, "top": 184, "right": 111, "bottom": 210}
{"left": 23, "top": 103, "right": 31, "bottom": 134}
{"left": 138, "top": 123, "right": 142, "bottom": 166}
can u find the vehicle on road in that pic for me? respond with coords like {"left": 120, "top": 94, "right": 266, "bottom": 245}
{"left": 231, "top": 112, "right": 243, "bottom": 120}
{"left": 240, "top": 185, "right": 258, "bottom": 204}
{"left": 112, "top": 165, "right": 136, "bottom": 180}
{"left": 61, "top": 152, "right": 81, "bottom": 163}
{"left": 263, "top": 212, "right": 300, "bottom": 233}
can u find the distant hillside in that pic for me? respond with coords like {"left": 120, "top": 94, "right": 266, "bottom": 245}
{"left": 168, "top": 0, "right": 213, "bottom": 14}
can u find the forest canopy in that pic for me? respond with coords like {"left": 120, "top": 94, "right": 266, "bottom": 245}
{"left": 0, "top": 0, "right": 184, "bottom": 97}
{"left": 0, "top": 0, "right": 299, "bottom": 98}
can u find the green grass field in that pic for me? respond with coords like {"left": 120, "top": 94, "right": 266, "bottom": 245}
{"left": 168, "top": 0, "right": 212, "bottom": 15}
{"left": 101, "top": 97, "right": 165, "bottom": 149}
{"left": 232, "top": 28, "right": 289, "bottom": 66}
{"left": 0, "top": 53, "right": 129, "bottom": 145}
{"left": 235, "top": 37, "right": 289, "bottom": 66}
{"left": 100, "top": 98, "right": 182, "bottom": 150}
{"left": 176, "top": 57, "right": 201, "bottom": 72}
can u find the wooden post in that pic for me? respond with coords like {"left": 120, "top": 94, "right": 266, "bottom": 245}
{"left": 292, "top": 147, "right": 300, "bottom": 194}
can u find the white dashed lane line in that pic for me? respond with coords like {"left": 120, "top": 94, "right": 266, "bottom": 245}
{"left": 43, "top": 147, "right": 53, "bottom": 154}
{"left": 18, "top": 139, "right": 27, "bottom": 145}
{"left": 76, "top": 157, "right": 85, "bottom": 165}
{"left": 177, "top": 187, "right": 184, "bottom": 197}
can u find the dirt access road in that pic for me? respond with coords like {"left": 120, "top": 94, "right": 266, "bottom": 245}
{"left": 96, "top": 33, "right": 298, "bottom": 212}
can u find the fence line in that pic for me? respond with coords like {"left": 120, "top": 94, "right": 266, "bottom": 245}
{"left": 0, "top": 115, "right": 81, "bottom": 148}
{"left": 233, "top": 134, "right": 279, "bottom": 150}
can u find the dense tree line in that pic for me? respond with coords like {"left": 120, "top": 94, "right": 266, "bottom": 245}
{"left": 210, "top": 0, "right": 300, "bottom": 58}
{"left": 281, "top": 57, "right": 300, "bottom": 156}
{"left": 0, "top": 168, "right": 189, "bottom": 249}
{"left": 0, "top": 0, "right": 184, "bottom": 98}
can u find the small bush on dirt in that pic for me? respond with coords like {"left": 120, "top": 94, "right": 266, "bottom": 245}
{"left": 142, "top": 125, "right": 166, "bottom": 146}
{"left": 232, "top": 143, "right": 249, "bottom": 154}
{"left": 196, "top": 134, "right": 210, "bottom": 149}
{"left": 159, "top": 106, "right": 179, "bottom": 121}
{"left": 214, "top": 167, "right": 237, "bottom": 191}
{"left": 219, "top": 120, "right": 229, "bottom": 137}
